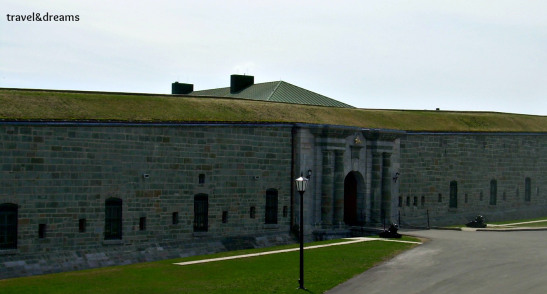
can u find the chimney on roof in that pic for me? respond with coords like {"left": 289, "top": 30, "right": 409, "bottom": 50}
{"left": 230, "top": 74, "right": 254, "bottom": 93}
{"left": 172, "top": 82, "right": 194, "bottom": 94}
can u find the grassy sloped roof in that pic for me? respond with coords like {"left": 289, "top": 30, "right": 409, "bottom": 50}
{"left": 1, "top": 89, "right": 546, "bottom": 132}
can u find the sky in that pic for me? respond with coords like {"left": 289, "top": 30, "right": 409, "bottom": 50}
{"left": 2, "top": 0, "right": 546, "bottom": 115}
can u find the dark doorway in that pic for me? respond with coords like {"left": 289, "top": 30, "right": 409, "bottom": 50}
{"left": 344, "top": 172, "right": 358, "bottom": 225}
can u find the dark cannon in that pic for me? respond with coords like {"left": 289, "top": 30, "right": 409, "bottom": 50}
{"left": 466, "top": 215, "right": 487, "bottom": 228}
{"left": 379, "top": 223, "right": 402, "bottom": 238}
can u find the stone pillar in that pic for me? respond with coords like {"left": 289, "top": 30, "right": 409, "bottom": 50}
{"left": 321, "top": 150, "right": 333, "bottom": 226}
{"left": 370, "top": 151, "right": 382, "bottom": 224}
{"left": 333, "top": 150, "right": 345, "bottom": 226}
{"left": 381, "top": 152, "right": 392, "bottom": 224}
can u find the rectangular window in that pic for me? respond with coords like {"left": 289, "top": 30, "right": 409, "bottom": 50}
{"left": 139, "top": 217, "right": 146, "bottom": 231}
{"left": 39, "top": 224, "right": 46, "bottom": 239}
{"left": 283, "top": 206, "right": 288, "bottom": 218}
{"left": 0, "top": 204, "right": 18, "bottom": 249}
{"left": 490, "top": 180, "right": 497, "bottom": 205}
{"left": 449, "top": 181, "right": 458, "bottom": 208}
{"left": 79, "top": 218, "right": 86, "bottom": 233}
{"left": 194, "top": 194, "right": 208, "bottom": 232}
{"left": 250, "top": 206, "right": 256, "bottom": 219}
{"left": 222, "top": 211, "right": 228, "bottom": 223}
{"left": 105, "top": 198, "right": 122, "bottom": 240}
{"left": 525, "top": 178, "right": 531, "bottom": 202}
{"left": 265, "top": 189, "right": 278, "bottom": 224}
{"left": 172, "top": 212, "right": 179, "bottom": 225}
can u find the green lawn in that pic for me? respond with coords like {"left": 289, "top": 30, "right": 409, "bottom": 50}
{"left": 0, "top": 238, "right": 419, "bottom": 294}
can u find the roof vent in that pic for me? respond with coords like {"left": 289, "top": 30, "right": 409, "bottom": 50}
{"left": 230, "top": 74, "right": 254, "bottom": 93}
{"left": 172, "top": 82, "right": 194, "bottom": 94}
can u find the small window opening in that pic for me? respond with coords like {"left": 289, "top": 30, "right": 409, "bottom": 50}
{"left": 398, "top": 197, "right": 402, "bottom": 208}
{"left": 438, "top": 193, "right": 442, "bottom": 203}
{"left": 198, "top": 174, "right": 205, "bottom": 184}
{"left": 449, "top": 181, "right": 458, "bottom": 209}
{"left": 79, "top": 218, "right": 86, "bottom": 233}
{"left": 525, "top": 177, "right": 531, "bottom": 202}
{"left": 283, "top": 206, "right": 288, "bottom": 218}
{"left": 413, "top": 196, "right": 418, "bottom": 206}
{"left": 39, "top": 224, "right": 46, "bottom": 239}
{"left": 490, "top": 179, "right": 497, "bottom": 205}
{"left": 172, "top": 212, "right": 179, "bottom": 225}
{"left": 265, "top": 189, "right": 278, "bottom": 224}
{"left": 139, "top": 217, "right": 146, "bottom": 231}
{"left": 222, "top": 211, "right": 228, "bottom": 223}
{"left": 250, "top": 206, "right": 256, "bottom": 219}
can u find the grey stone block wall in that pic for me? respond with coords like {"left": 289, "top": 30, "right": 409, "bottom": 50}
{"left": 0, "top": 123, "right": 294, "bottom": 278}
{"left": 2, "top": 122, "right": 546, "bottom": 278}
{"left": 397, "top": 133, "right": 547, "bottom": 227}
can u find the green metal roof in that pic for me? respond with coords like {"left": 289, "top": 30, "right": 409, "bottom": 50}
{"left": 191, "top": 81, "right": 354, "bottom": 108}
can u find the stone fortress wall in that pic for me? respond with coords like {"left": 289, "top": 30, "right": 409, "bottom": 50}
{"left": 292, "top": 125, "right": 546, "bottom": 233}
{"left": 1, "top": 121, "right": 545, "bottom": 278}
{"left": 397, "top": 132, "right": 546, "bottom": 227}
{"left": 0, "top": 123, "right": 294, "bottom": 278}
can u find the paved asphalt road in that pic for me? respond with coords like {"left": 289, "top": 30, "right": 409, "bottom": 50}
{"left": 326, "top": 229, "right": 547, "bottom": 294}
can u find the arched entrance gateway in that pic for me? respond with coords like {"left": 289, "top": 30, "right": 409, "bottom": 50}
{"left": 344, "top": 171, "right": 365, "bottom": 226}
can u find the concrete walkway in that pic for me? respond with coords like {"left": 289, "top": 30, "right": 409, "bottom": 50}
{"left": 173, "top": 237, "right": 421, "bottom": 266}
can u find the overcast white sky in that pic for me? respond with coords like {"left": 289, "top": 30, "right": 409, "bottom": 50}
{"left": 2, "top": 1, "right": 546, "bottom": 115}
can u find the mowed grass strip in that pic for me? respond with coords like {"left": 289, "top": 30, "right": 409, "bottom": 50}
{"left": 489, "top": 217, "right": 547, "bottom": 228}
{"left": 0, "top": 238, "right": 419, "bottom": 294}
{"left": 510, "top": 221, "right": 547, "bottom": 227}
{"left": 447, "top": 216, "right": 547, "bottom": 229}
{"left": 489, "top": 217, "right": 547, "bottom": 225}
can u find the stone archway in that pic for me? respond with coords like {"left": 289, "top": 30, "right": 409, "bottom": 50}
{"left": 344, "top": 171, "right": 364, "bottom": 226}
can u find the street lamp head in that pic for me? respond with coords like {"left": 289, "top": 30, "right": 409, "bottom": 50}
{"left": 295, "top": 176, "right": 309, "bottom": 193}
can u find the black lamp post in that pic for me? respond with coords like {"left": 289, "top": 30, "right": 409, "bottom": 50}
{"left": 295, "top": 175, "right": 308, "bottom": 290}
